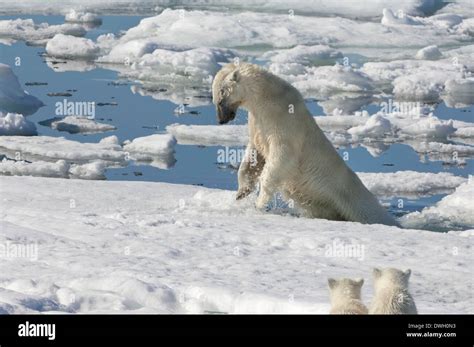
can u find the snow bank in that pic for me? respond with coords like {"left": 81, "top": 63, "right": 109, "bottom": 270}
{"left": 0, "top": 18, "right": 86, "bottom": 44}
{"left": 123, "top": 134, "right": 177, "bottom": 169}
{"left": 0, "top": 112, "right": 37, "bottom": 136}
{"left": 0, "top": 64, "right": 43, "bottom": 115}
{"left": 46, "top": 34, "right": 100, "bottom": 59}
{"left": 40, "top": 116, "right": 116, "bottom": 134}
{"left": 401, "top": 178, "right": 474, "bottom": 231}
{"left": 65, "top": 10, "right": 102, "bottom": 24}
{"left": 0, "top": 175, "right": 471, "bottom": 313}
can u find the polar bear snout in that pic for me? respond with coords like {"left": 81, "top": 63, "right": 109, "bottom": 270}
{"left": 216, "top": 103, "right": 238, "bottom": 124}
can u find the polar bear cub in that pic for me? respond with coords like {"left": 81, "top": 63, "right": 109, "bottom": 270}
{"left": 328, "top": 278, "right": 368, "bottom": 314}
{"left": 212, "top": 62, "right": 399, "bottom": 226}
{"left": 370, "top": 268, "right": 417, "bottom": 314}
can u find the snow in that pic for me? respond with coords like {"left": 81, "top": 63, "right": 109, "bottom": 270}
{"left": 46, "top": 34, "right": 100, "bottom": 59}
{"left": 0, "top": 18, "right": 86, "bottom": 45}
{"left": 0, "top": 175, "right": 471, "bottom": 313}
{"left": 64, "top": 10, "right": 102, "bottom": 24}
{"left": 41, "top": 116, "right": 116, "bottom": 134}
{"left": 0, "top": 112, "right": 37, "bottom": 136}
{"left": 415, "top": 45, "right": 442, "bottom": 60}
{"left": 0, "top": 64, "right": 43, "bottom": 115}
{"left": 123, "top": 134, "right": 177, "bottom": 169}
{"left": 401, "top": 178, "right": 474, "bottom": 231}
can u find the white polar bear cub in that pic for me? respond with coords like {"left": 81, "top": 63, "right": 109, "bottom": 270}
{"left": 370, "top": 268, "right": 418, "bottom": 314}
{"left": 328, "top": 278, "right": 368, "bottom": 314}
{"left": 212, "top": 63, "right": 399, "bottom": 226}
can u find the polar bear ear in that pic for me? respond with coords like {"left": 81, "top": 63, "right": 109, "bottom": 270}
{"left": 328, "top": 278, "right": 337, "bottom": 289}
{"left": 230, "top": 69, "right": 240, "bottom": 82}
{"left": 404, "top": 269, "right": 411, "bottom": 279}
{"left": 355, "top": 278, "right": 364, "bottom": 287}
{"left": 373, "top": 268, "right": 382, "bottom": 278}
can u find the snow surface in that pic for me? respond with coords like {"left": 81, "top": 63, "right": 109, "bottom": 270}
{"left": 0, "top": 175, "right": 471, "bottom": 313}
{"left": 0, "top": 64, "right": 43, "bottom": 116}
{"left": 0, "top": 112, "right": 37, "bottom": 136}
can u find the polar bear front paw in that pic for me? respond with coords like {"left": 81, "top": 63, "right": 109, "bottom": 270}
{"left": 236, "top": 187, "right": 252, "bottom": 200}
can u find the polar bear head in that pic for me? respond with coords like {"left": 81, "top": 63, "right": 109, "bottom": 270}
{"left": 212, "top": 63, "right": 246, "bottom": 124}
{"left": 328, "top": 277, "right": 364, "bottom": 302}
{"left": 372, "top": 267, "right": 411, "bottom": 290}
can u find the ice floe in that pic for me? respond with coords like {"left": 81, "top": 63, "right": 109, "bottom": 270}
{"left": 39, "top": 116, "right": 116, "bottom": 134}
{"left": 123, "top": 134, "right": 177, "bottom": 169}
{"left": 358, "top": 171, "right": 467, "bottom": 198}
{"left": 0, "top": 135, "right": 125, "bottom": 164}
{"left": 0, "top": 64, "right": 43, "bottom": 115}
{"left": 64, "top": 10, "right": 102, "bottom": 24}
{"left": 46, "top": 34, "right": 100, "bottom": 59}
{"left": 0, "top": 18, "right": 86, "bottom": 45}
{"left": 401, "top": 177, "right": 474, "bottom": 231}
{"left": 0, "top": 158, "right": 106, "bottom": 179}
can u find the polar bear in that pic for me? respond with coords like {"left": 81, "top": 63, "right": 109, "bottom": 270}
{"left": 212, "top": 63, "right": 399, "bottom": 226}
{"left": 369, "top": 268, "right": 417, "bottom": 314}
{"left": 328, "top": 278, "right": 368, "bottom": 314}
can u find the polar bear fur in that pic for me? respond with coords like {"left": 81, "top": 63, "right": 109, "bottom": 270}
{"left": 212, "top": 63, "right": 399, "bottom": 226}
{"left": 328, "top": 278, "right": 368, "bottom": 314}
{"left": 370, "top": 268, "right": 418, "bottom": 314}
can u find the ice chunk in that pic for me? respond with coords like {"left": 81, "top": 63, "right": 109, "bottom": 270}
{"left": 0, "top": 64, "right": 43, "bottom": 115}
{"left": 401, "top": 178, "right": 474, "bottom": 231}
{"left": 0, "top": 112, "right": 37, "bottom": 136}
{"left": 39, "top": 116, "right": 116, "bottom": 134}
{"left": 415, "top": 45, "right": 442, "bottom": 60}
{"left": 65, "top": 10, "right": 102, "bottom": 24}
{"left": 0, "top": 18, "right": 86, "bottom": 44}
{"left": 123, "top": 134, "right": 177, "bottom": 169}
{"left": 0, "top": 159, "right": 69, "bottom": 178}
{"left": 46, "top": 34, "right": 100, "bottom": 59}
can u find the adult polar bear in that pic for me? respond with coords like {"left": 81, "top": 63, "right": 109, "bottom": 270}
{"left": 212, "top": 63, "right": 399, "bottom": 226}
